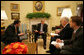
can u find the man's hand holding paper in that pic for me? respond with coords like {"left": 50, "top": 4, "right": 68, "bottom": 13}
{"left": 51, "top": 39, "right": 64, "bottom": 49}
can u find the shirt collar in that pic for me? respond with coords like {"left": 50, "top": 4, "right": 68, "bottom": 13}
{"left": 64, "top": 23, "right": 68, "bottom": 28}
{"left": 41, "top": 23, "right": 44, "bottom": 25}
{"left": 74, "top": 26, "right": 80, "bottom": 33}
{"left": 14, "top": 25, "right": 16, "bottom": 29}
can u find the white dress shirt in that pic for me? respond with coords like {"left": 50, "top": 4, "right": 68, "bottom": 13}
{"left": 40, "top": 24, "right": 44, "bottom": 33}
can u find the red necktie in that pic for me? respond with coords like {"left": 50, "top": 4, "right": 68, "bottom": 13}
{"left": 15, "top": 28, "right": 17, "bottom": 34}
{"left": 72, "top": 32, "right": 76, "bottom": 40}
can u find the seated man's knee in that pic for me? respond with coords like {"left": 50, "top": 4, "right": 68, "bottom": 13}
{"left": 60, "top": 50, "right": 72, "bottom": 54}
{"left": 51, "top": 37, "right": 56, "bottom": 41}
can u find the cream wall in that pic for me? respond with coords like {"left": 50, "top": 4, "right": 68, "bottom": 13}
{"left": 1, "top": 1, "right": 33, "bottom": 30}
{"left": 45, "top": 1, "right": 83, "bottom": 32}
{"left": 1, "top": 1, "right": 83, "bottom": 33}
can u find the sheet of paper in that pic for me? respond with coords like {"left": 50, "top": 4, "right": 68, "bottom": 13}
{"left": 20, "top": 34, "right": 28, "bottom": 40}
{"left": 50, "top": 33, "right": 59, "bottom": 36}
{"left": 51, "top": 41, "right": 64, "bottom": 47}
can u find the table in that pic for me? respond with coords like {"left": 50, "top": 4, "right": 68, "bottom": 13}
{"left": 22, "top": 40, "right": 38, "bottom": 54}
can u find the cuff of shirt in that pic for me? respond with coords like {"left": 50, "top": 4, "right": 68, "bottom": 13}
{"left": 59, "top": 41, "right": 64, "bottom": 49}
{"left": 62, "top": 40, "right": 64, "bottom": 43}
{"left": 59, "top": 45, "right": 63, "bottom": 49}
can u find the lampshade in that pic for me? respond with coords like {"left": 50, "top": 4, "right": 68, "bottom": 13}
{"left": 61, "top": 8, "right": 72, "bottom": 18}
{"left": 1, "top": 10, "right": 8, "bottom": 20}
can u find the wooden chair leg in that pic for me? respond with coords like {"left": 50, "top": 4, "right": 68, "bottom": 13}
{"left": 36, "top": 43, "right": 38, "bottom": 54}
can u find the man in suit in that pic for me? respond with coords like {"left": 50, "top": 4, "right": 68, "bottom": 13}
{"left": 34, "top": 19, "right": 48, "bottom": 49}
{"left": 54, "top": 16, "right": 83, "bottom": 54}
{"left": 46, "top": 17, "right": 73, "bottom": 53}
{"left": 3, "top": 20, "right": 25, "bottom": 45}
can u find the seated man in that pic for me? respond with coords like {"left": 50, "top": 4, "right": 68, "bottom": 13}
{"left": 34, "top": 19, "right": 48, "bottom": 49}
{"left": 46, "top": 17, "right": 73, "bottom": 53}
{"left": 53, "top": 16, "right": 83, "bottom": 54}
{"left": 2, "top": 20, "right": 25, "bottom": 45}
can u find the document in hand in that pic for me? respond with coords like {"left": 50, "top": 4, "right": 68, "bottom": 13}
{"left": 51, "top": 41, "right": 64, "bottom": 47}
{"left": 50, "top": 33, "right": 59, "bottom": 36}
{"left": 20, "top": 34, "right": 28, "bottom": 40}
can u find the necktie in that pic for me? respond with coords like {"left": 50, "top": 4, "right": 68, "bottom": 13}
{"left": 15, "top": 27, "right": 17, "bottom": 34}
{"left": 72, "top": 31, "right": 76, "bottom": 40}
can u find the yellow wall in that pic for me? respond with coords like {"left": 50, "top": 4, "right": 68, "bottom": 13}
{"left": 1, "top": 1, "right": 33, "bottom": 29}
{"left": 1, "top": 1, "right": 83, "bottom": 33}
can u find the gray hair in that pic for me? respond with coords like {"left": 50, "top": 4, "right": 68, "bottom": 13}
{"left": 61, "top": 17, "right": 69, "bottom": 22}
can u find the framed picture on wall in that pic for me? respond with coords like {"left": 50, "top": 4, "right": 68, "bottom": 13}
{"left": 33, "top": 1, "right": 45, "bottom": 12}
{"left": 11, "top": 13, "right": 20, "bottom": 20}
{"left": 57, "top": 6, "right": 69, "bottom": 16}
{"left": 10, "top": 3, "right": 20, "bottom": 11}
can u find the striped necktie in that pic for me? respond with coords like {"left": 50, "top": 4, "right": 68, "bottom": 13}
{"left": 72, "top": 31, "right": 76, "bottom": 40}
{"left": 15, "top": 27, "right": 17, "bottom": 34}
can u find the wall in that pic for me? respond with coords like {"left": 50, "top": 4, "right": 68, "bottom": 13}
{"left": 1, "top": 1, "right": 83, "bottom": 33}
{"left": 1, "top": 1, "right": 33, "bottom": 29}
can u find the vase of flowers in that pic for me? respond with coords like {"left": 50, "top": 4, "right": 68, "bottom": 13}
{"left": 2, "top": 42, "right": 28, "bottom": 54}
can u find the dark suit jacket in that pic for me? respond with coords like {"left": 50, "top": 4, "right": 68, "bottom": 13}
{"left": 58, "top": 24, "right": 74, "bottom": 40}
{"left": 37, "top": 23, "right": 48, "bottom": 34}
{"left": 62, "top": 27, "right": 83, "bottom": 54}
{"left": 3, "top": 23, "right": 20, "bottom": 44}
